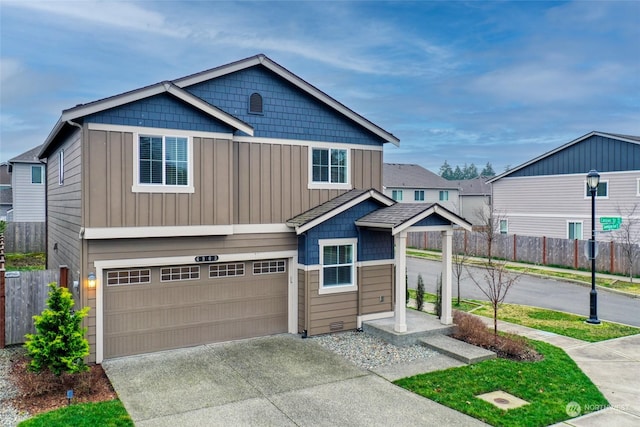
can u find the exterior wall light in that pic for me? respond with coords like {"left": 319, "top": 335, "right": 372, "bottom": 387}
{"left": 88, "top": 272, "right": 96, "bottom": 288}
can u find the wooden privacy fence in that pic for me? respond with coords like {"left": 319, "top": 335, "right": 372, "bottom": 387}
{"left": 3, "top": 222, "right": 46, "bottom": 253}
{"left": 408, "top": 230, "right": 640, "bottom": 277}
{"left": 2, "top": 270, "right": 59, "bottom": 346}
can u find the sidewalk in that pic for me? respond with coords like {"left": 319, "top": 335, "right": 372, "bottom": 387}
{"left": 474, "top": 316, "right": 640, "bottom": 426}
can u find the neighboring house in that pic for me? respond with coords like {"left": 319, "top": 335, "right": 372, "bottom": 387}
{"left": 451, "top": 177, "right": 492, "bottom": 226}
{"left": 0, "top": 162, "right": 12, "bottom": 220}
{"left": 489, "top": 131, "right": 640, "bottom": 240}
{"left": 7, "top": 146, "right": 45, "bottom": 222}
{"left": 39, "top": 54, "right": 471, "bottom": 363}
{"left": 383, "top": 163, "right": 459, "bottom": 212}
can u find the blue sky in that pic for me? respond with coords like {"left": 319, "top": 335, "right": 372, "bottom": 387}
{"left": 1, "top": 1, "right": 639, "bottom": 173}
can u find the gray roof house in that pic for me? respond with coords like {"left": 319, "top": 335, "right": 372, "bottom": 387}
{"left": 383, "top": 163, "right": 459, "bottom": 212}
{"left": 7, "top": 145, "right": 45, "bottom": 222}
{"left": 488, "top": 131, "right": 640, "bottom": 241}
{"left": 451, "top": 177, "right": 492, "bottom": 226}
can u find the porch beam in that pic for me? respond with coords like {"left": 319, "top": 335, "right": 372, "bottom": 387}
{"left": 441, "top": 229, "right": 453, "bottom": 324}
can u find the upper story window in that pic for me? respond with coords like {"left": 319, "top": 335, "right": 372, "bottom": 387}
{"left": 414, "top": 190, "right": 425, "bottom": 201}
{"left": 58, "top": 150, "right": 64, "bottom": 185}
{"left": 249, "top": 93, "right": 263, "bottom": 114}
{"left": 439, "top": 190, "right": 449, "bottom": 201}
{"left": 392, "top": 190, "right": 403, "bottom": 201}
{"left": 133, "top": 134, "right": 194, "bottom": 193}
{"left": 31, "top": 165, "right": 43, "bottom": 184}
{"left": 319, "top": 238, "right": 357, "bottom": 294}
{"left": 309, "top": 148, "right": 350, "bottom": 189}
{"left": 584, "top": 181, "right": 608, "bottom": 198}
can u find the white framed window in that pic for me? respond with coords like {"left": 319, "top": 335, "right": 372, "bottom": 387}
{"left": 568, "top": 221, "right": 583, "bottom": 240}
{"left": 58, "top": 150, "right": 64, "bottom": 185}
{"left": 499, "top": 219, "right": 508, "bottom": 234}
{"left": 31, "top": 165, "right": 43, "bottom": 184}
{"left": 253, "top": 260, "right": 286, "bottom": 275}
{"left": 160, "top": 265, "right": 200, "bottom": 282}
{"left": 106, "top": 268, "right": 151, "bottom": 286}
{"left": 439, "top": 190, "right": 449, "bottom": 201}
{"left": 308, "top": 147, "right": 350, "bottom": 189}
{"left": 584, "top": 180, "right": 608, "bottom": 198}
{"left": 392, "top": 190, "right": 403, "bottom": 201}
{"left": 319, "top": 238, "right": 357, "bottom": 294}
{"left": 132, "top": 133, "right": 194, "bottom": 193}
{"left": 414, "top": 190, "right": 425, "bottom": 201}
{"left": 209, "top": 263, "right": 245, "bottom": 278}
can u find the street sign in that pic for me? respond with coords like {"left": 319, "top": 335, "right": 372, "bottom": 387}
{"left": 600, "top": 216, "right": 622, "bottom": 231}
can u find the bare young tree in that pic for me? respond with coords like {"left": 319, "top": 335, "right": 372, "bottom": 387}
{"left": 467, "top": 262, "right": 520, "bottom": 337}
{"left": 614, "top": 204, "right": 640, "bottom": 282}
{"left": 452, "top": 229, "right": 469, "bottom": 305}
{"left": 474, "top": 201, "right": 507, "bottom": 265}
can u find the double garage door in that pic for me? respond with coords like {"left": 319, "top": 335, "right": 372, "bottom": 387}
{"left": 103, "top": 259, "right": 288, "bottom": 359}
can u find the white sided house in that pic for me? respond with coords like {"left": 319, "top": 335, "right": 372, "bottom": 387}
{"left": 489, "top": 131, "right": 640, "bottom": 241}
{"left": 7, "top": 145, "right": 45, "bottom": 222}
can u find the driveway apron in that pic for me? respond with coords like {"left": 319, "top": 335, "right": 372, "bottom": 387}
{"left": 103, "top": 334, "right": 486, "bottom": 427}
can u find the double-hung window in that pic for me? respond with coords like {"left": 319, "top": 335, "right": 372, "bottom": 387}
{"left": 568, "top": 221, "right": 583, "bottom": 240}
{"left": 439, "top": 190, "right": 449, "bottom": 201}
{"left": 499, "top": 219, "right": 508, "bottom": 234}
{"left": 584, "top": 181, "right": 608, "bottom": 198}
{"left": 309, "top": 148, "right": 349, "bottom": 189}
{"left": 392, "top": 190, "right": 403, "bottom": 201}
{"left": 414, "top": 190, "right": 425, "bottom": 201}
{"left": 134, "top": 134, "right": 194, "bottom": 193}
{"left": 319, "top": 238, "right": 357, "bottom": 294}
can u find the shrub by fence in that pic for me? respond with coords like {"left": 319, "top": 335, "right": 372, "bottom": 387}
{"left": 4, "top": 222, "right": 46, "bottom": 253}
{"left": 408, "top": 230, "right": 640, "bottom": 277}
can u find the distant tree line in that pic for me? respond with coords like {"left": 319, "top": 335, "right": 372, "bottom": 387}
{"left": 439, "top": 161, "right": 496, "bottom": 180}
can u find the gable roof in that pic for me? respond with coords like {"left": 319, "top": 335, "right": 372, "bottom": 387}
{"left": 355, "top": 202, "right": 472, "bottom": 235}
{"left": 286, "top": 189, "right": 394, "bottom": 234}
{"left": 452, "top": 177, "right": 491, "bottom": 196}
{"left": 40, "top": 54, "right": 399, "bottom": 158}
{"left": 9, "top": 145, "right": 43, "bottom": 165}
{"left": 383, "top": 163, "right": 456, "bottom": 190}
{"left": 488, "top": 131, "right": 640, "bottom": 183}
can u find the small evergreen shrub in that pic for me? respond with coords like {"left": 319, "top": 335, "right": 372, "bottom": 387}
{"left": 416, "top": 274, "right": 425, "bottom": 311}
{"left": 25, "top": 282, "right": 90, "bottom": 376}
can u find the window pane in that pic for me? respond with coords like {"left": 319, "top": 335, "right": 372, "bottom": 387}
{"left": 597, "top": 182, "right": 607, "bottom": 197}
{"left": 330, "top": 149, "right": 347, "bottom": 183}
{"left": 323, "top": 266, "right": 338, "bottom": 286}
{"left": 140, "top": 136, "right": 163, "bottom": 184}
{"left": 312, "top": 149, "right": 329, "bottom": 182}
{"left": 31, "top": 166, "right": 42, "bottom": 184}
{"left": 313, "top": 165, "right": 329, "bottom": 182}
{"left": 337, "top": 245, "right": 352, "bottom": 264}
{"left": 323, "top": 245, "right": 338, "bottom": 265}
{"left": 336, "top": 265, "right": 352, "bottom": 285}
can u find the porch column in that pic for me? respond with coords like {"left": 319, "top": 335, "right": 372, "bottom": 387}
{"left": 394, "top": 231, "right": 407, "bottom": 332}
{"left": 440, "top": 229, "right": 453, "bottom": 324}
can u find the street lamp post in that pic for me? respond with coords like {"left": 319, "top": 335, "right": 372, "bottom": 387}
{"left": 586, "top": 169, "right": 601, "bottom": 325}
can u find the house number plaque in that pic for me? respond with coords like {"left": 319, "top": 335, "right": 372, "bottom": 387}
{"left": 195, "top": 255, "right": 219, "bottom": 263}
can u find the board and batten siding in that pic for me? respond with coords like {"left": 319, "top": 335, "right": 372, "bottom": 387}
{"left": 233, "top": 143, "right": 382, "bottom": 224}
{"left": 47, "top": 129, "right": 82, "bottom": 287}
{"left": 82, "top": 232, "right": 297, "bottom": 362}
{"left": 493, "top": 171, "right": 640, "bottom": 239}
{"left": 10, "top": 163, "right": 46, "bottom": 222}
{"left": 84, "top": 129, "right": 233, "bottom": 228}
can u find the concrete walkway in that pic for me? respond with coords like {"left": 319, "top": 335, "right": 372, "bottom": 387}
{"left": 475, "top": 316, "right": 640, "bottom": 426}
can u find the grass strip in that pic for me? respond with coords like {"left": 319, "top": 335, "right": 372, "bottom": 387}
{"left": 395, "top": 339, "right": 608, "bottom": 427}
{"left": 5, "top": 252, "right": 46, "bottom": 271}
{"left": 19, "top": 399, "right": 133, "bottom": 427}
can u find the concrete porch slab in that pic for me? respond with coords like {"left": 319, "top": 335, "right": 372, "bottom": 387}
{"left": 419, "top": 334, "right": 496, "bottom": 364}
{"left": 363, "top": 309, "right": 455, "bottom": 346}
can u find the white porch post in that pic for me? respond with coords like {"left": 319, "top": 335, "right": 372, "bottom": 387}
{"left": 394, "top": 231, "right": 407, "bottom": 332}
{"left": 440, "top": 229, "right": 453, "bottom": 325}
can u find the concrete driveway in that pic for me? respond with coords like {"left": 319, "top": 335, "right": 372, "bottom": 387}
{"left": 103, "top": 334, "right": 486, "bottom": 426}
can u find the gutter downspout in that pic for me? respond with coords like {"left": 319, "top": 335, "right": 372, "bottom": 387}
{"left": 66, "top": 120, "right": 83, "bottom": 303}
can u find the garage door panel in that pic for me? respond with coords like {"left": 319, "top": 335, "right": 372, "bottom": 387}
{"left": 104, "top": 262, "right": 288, "bottom": 359}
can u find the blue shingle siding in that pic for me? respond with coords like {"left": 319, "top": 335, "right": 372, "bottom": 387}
{"left": 412, "top": 214, "right": 449, "bottom": 227}
{"left": 297, "top": 234, "right": 307, "bottom": 265}
{"left": 85, "top": 93, "right": 235, "bottom": 133}
{"left": 510, "top": 135, "right": 640, "bottom": 177}
{"left": 186, "top": 66, "right": 386, "bottom": 146}
{"left": 300, "top": 200, "right": 390, "bottom": 265}
{"left": 359, "top": 228, "right": 394, "bottom": 261}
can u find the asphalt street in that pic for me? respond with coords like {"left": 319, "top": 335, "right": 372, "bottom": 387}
{"left": 407, "top": 257, "right": 640, "bottom": 327}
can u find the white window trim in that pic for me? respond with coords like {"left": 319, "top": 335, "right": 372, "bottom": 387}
{"left": 392, "top": 190, "right": 403, "bottom": 201}
{"left": 499, "top": 219, "right": 508, "bottom": 234}
{"left": 307, "top": 147, "right": 351, "bottom": 190}
{"left": 318, "top": 238, "right": 357, "bottom": 295}
{"left": 567, "top": 220, "right": 583, "bottom": 240}
{"left": 132, "top": 133, "right": 195, "bottom": 193}
{"left": 414, "top": 190, "right": 425, "bottom": 201}
{"left": 583, "top": 179, "right": 609, "bottom": 199}
{"left": 58, "top": 150, "right": 64, "bottom": 185}
{"left": 31, "top": 165, "right": 44, "bottom": 185}
{"left": 637, "top": 178, "right": 640, "bottom": 197}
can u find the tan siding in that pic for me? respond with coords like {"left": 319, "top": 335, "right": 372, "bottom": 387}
{"left": 360, "top": 264, "right": 394, "bottom": 314}
{"left": 305, "top": 270, "right": 358, "bottom": 336}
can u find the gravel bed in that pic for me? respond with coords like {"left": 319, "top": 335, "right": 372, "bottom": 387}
{"left": 0, "top": 346, "right": 30, "bottom": 427}
{"left": 309, "top": 331, "right": 437, "bottom": 370}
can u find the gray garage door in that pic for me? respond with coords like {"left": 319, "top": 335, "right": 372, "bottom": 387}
{"left": 103, "top": 260, "right": 288, "bottom": 359}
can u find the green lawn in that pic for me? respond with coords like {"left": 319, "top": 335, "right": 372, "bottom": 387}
{"left": 395, "top": 340, "right": 608, "bottom": 427}
{"left": 19, "top": 400, "right": 132, "bottom": 427}
{"left": 5, "top": 252, "right": 46, "bottom": 271}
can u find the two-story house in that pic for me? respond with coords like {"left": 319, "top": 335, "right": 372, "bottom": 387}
{"left": 383, "top": 163, "right": 459, "bottom": 211}
{"left": 39, "top": 55, "right": 470, "bottom": 363}
{"left": 489, "top": 131, "right": 640, "bottom": 240}
{"left": 7, "top": 145, "right": 46, "bottom": 222}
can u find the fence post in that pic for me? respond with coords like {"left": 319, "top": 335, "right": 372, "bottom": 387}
{"left": 513, "top": 234, "right": 517, "bottom": 261}
{"left": 574, "top": 238, "right": 579, "bottom": 269}
{"left": 610, "top": 240, "right": 615, "bottom": 274}
{"left": 1, "top": 234, "right": 5, "bottom": 349}
{"left": 542, "top": 236, "right": 547, "bottom": 265}
{"left": 59, "top": 265, "right": 69, "bottom": 289}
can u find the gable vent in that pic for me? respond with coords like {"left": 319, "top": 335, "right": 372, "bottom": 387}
{"left": 249, "top": 92, "right": 263, "bottom": 114}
